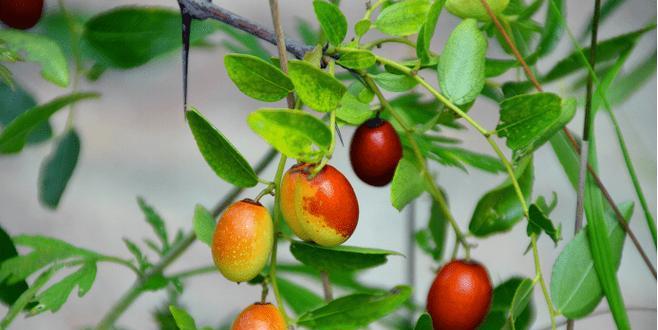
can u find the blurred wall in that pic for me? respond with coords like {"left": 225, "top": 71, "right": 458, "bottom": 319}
{"left": 0, "top": 0, "right": 656, "bottom": 329}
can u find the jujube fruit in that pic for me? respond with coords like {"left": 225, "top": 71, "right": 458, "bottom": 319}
{"left": 349, "top": 118, "right": 402, "bottom": 186}
{"left": 0, "top": 0, "right": 44, "bottom": 30}
{"left": 280, "top": 163, "right": 359, "bottom": 247}
{"left": 427, "top": 259, "right": 492, "bottom": 329}
{"left": 231, "top": 303, "right": 287, "bottom": 330}
{"left": 446, "top": 0, "right": 510, "bottom": 22}
{"left": 211, "top": 199, "right": 273, "bottom": 283}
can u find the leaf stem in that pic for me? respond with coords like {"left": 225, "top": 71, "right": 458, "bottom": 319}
{"left": 97, "top": 255, "right": 141, "bottom": 276}
{"left": 363, "top": 37, "right": 416, "bottom": 50}
{"left": 371, "top": 52, "right": 557, "bottom": 328}
{"left": 267, "top": 153, "right": 290, "bottom": 324}
{"left": 362, "top": 74, "right": 471, "bottom": 256}
{"left": 531, "top": 234, "right": 557, "bottom": 329}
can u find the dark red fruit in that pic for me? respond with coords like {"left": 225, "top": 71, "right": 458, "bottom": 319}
{"left": 349, "top": 118, "right": 403, "bottom": 186}
{"left": 427, "top": 259, "right": 492, "bottom": 329}
{"left": 0, "top": 0, "right": 44, "bottom": 30}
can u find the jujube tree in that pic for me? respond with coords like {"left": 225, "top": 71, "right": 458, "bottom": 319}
{"left": 0, "top": 0, "right": 656, "bottom": 329}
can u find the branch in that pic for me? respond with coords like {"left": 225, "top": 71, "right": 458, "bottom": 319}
{"left": 178, "top": 0, "right": 314, "bottom": 59}
{"left": 478, "top": 0, "right": 656, "bottom": 279}
{"left": 95, "top": 149, "right": 278, "bottom": 329}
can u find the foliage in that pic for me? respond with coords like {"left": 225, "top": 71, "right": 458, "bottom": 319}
{"left": 0, "top": 0, "right": 655, "bottom": 329}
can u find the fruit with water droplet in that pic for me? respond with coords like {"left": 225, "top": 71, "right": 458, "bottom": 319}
{"left": 211, "top": 199, "right": 273, "bottom": 283}
{"left": 281, "top": 163, "right": 359, "bottom": 247}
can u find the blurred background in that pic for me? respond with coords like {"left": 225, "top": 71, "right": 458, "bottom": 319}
{"left": 0, "top": 0, "right": 656, "bottom": 329}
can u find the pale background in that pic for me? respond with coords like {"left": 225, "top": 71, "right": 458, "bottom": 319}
{"left": 0, "top": 0, "right": 656, "bottom": 329}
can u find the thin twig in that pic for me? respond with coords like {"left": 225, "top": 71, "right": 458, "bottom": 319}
{"left": 570, "top": 1, "right": 602, "bottom": 328}
{"left": 95, "top": 149, "right": 278, "bottom": 329}
{"left": 320, "top": 271, "right": 333, "bottom": 301}
{"left": 267, "top": 0, "right": 293, "bottom": 326}
{"left": 478, "top": 0, "right": 656, "bottom": 279}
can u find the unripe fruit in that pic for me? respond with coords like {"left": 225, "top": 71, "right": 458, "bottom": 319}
{"left": 280, "top": 163, "right": 359, "bottom": 247}
{"left": 349, "top": 118, "right": 403, "bottom": 186}
{"left": 427, "top": 259, "right": 492, "bottom": 329}
{"left": 446, "top": 0, "right": 510, "bottom": 22}
{"left": 211, "top": 199, "right": 273, "bottom": 283}
{"left": 0, "top": 0, "right": 44, "bottom": 30}
{"left": 231, "top": 303, "right": 287, "bottom": 330}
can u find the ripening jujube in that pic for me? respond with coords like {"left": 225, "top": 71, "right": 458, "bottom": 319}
{"left": 211, "top": 199, "right": 273, "bottom": 283}
{"left": 349, "top": 118, "right": 403, "bottom": 186}
{"left": 427, "top": 259, "right": 493, "bottom": 329}
{"left": 231, "top": 303, "right": 287, "bottom": 330}
{"left": 0, "top": 0, "right": 44, "bottom": 30}
{"left": 280, "top": 163, "right": 359, "bottom": 247}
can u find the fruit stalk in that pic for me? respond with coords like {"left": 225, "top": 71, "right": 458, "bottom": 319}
{"left": 362, "top": 74, "right": 471, "bottom": 257}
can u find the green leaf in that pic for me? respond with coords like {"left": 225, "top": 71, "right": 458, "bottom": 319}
{"left": 372, "top": 72, "right": 418, "bottom": 92}
{"left": 247, "top": 108, "right": 331, "bottom": 163}
{"left": 186, "top": 108, "right": 258, "bottom": 187}
{"left": 0, "top": 92, "right": 98, "bottom": 154}
{"left": 497, "top": 93, "right": 576, "bottom": 161}
{"left": 417, "top": 0, "right": 445, "bottom": 63}
{"left": 82, "top": 7, "right": 218, "bottom": 68}
{"left": 137, "top": 197, "right": 169, "bottom": 252}
{"left": 0, "top": 82, "right": 52, "bottom": 145}
{"left": 527, "top": 204, "right": 561, "bottom": 244}
{"left": 216, "top": 22, "right": 271, "bottom": 60}
{"left": 416, "top": 199, "right": 450, "bottom": 261}
{"left": 609, "top": 50, "right": 656, "bottom": 106}
{"left": 347, "top": 81, "right": 374, "bottom": 104}
{"left": 143, "top": 273, "right": 169, "bottom": 292}
{"left": 469, "top": 157, "right": 533, "bottom": 236}
{"left": 336, "top": 92, "right": 373, "bottom": 125}
{"left": 429, "top": 146, "right": 505, "bottom": 173}
{"left": 32, "top": 262, "right": 96, "bottom": 314}
{"left": 288, "top": 60, "right": 346, "bottom": 112}
{"left": 438, "top": 19, "right": 487, "bottom": 105}
{"left": 551, "top": 201, "right": 634, "bottom": 319}
{"left": 375, "top": 0, "right": 431, "bottom": 37}
{"left": 549, "top": 131, "right": 580, "bottom": 189}
{"left": 480, "top": 277, "right": 535, "bottom": 330}
{"left": 277, "top": 276, "right": 324, "bottom": 315}
{"left": 446, "top": 0, "right": 510, "bottom": 21}
{"left": 313, "top": 0, "right": 348, "bottom": 46}
{"left": 0, "top": 30, "right": 69, "bottom": 86}
{"left": 506, "top": 25, "right": 655, "bottom": 94}
{"left": 0, "top": 226, "right": 28, "bottom": 306}
{"left": 509, "top": 278, "right": 534, "bottom": 325}
{"left": 297, "top": 285, "right": 411, "bottom": 330}
{"left": 414, "top": 313, "right": 433, "bottom": 330}
{"left": 38, "top": 129, "right": 81, "bottom": 209}
{"left": 354, "top": 19, "right": 371, "bottom": 37}
{"left": 390, "top": 157, "right": 426, "bottom": 211}
{"left": 169, "top": 305, "right": 197, "bottom": 330}
{"left": 193, "top": 204, "right": 215, "bottom": 247}
{"left": 224, "top": 53, "right": 294, "bottom": 102}
{"left": 0, "top": 236, "right": 98, "bottom": 284}
{"left": 337, "top": 49, "right": 376, "bottom": 70}
{"left": 531, "top": 0, "right": 564, "bottom": 59}
{"left": 122, "top": 238, "right": 149, "bottom": 272}
{"left": 290, "top": 240, "right": 401, "bottom": 272}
